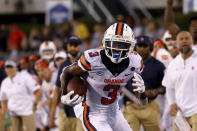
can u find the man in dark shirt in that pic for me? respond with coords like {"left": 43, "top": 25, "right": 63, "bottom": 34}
{"left": 50, "top": 36, "right": 84, "bottom": 131}
{"left": 124, "top": 36, "right": 166, "bottom": 131}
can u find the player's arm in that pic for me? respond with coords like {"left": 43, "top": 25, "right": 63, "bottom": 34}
{"left": 60, "top": 62, "right": 88, "bottom": 95}
{"left": 164, "top": 0, "right": 180, "bottom": 40}
{"left": 60, "top": 62, "right": 88, "bottom": 106}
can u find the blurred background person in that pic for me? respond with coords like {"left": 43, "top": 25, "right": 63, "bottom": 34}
{"left": 50, "top": 36, "right": 83, "bottom": 131}
{"left": 152, "top": 39, "right": 173, "bottom": 67}
{"left": 35, "top": 60, "right": 59, "bottom": 131}
{"left": 8, "top": 24, "right": 27, "bottom": 61}
{"left": 0, "top": 59, "right": 41, "bottom": 131}
{"left": 124, "top": 36, "right": 165, "bottom": 131}
{"left": 0, "top": 60, "right": 9, "bottom": 131}
{"left": 162, "top": 30, "right": 179, "bottom": 58}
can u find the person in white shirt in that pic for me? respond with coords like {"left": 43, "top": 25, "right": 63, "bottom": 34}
{"left": 162, "top": 31, "right": 197, "bottom": 130}
{"left": 162, "top": 30, "right": 179, "bottom": 58}
{"left": 152, "top": 39, "right": 173, "bottom": 67}
{"left": 152, "top": 39, "right": 173, "bottom": 131}
{"left": 0, "top": 60, "right": 41, "bottom": 131}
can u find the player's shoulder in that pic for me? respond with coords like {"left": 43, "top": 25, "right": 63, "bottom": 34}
{"left": 82, "top": 48, "right": 102, "bottom": 62}
{"left": 128, "top": 51, "right": 142, "bottom": 66}
{"left": 78, "top": 48, "right": 102, "bottom": 71}
{"left": 128, "top": 51, "right": 143, "bottom": 73}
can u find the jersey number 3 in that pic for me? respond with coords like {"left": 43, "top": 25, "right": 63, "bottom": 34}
{"left": 101, "top": 85, "right": 120, "bottom": 105}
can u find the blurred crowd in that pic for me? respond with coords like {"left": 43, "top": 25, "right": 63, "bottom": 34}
{"left": 0, "top": 0, "right": 197, "bottom": 131}
{"left": 0, "top": 16, "right": 169, "bottom": 61}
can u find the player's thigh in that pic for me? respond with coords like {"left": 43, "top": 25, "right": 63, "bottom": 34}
{"left": 82, "top": 113, "right": 112, "bottom": 131}
{"left": 113, "top": 110, "right": 133, "bottom": 131}
{"left": 22, "top": 114, "right": 36, "bottom": 131}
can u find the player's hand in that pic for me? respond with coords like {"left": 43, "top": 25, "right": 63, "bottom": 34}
{"left": 170, "top": 104, "right": 178, "bottom": 116}
{"left": 61, "top": 91, "right": 83, "bottom": 106}
{"left": 132, "top": 72, "right": 145, "bottom": 93}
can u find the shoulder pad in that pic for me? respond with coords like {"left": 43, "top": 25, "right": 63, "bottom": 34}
{"left": 78, "top": 49, "right": 101, "bottom": 71}
{"left": 128, "top": 51, "right": 143, "bottom": 73}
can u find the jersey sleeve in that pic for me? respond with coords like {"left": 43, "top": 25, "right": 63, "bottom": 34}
{"left": 78, "top": 49, "right": 101, "bottom": 71}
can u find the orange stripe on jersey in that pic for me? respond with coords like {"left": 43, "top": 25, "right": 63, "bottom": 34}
{"left": 83, "top": 102, "right": 96, "bottom": 131}
{"left": 117, "top": 22, "right": 123, "bottom": 36}
{"left": 80, "top": 55, "right": 91, "bottom": 70}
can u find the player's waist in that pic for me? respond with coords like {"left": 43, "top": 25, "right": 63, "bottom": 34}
{"left": 85, "top": 103, "right": 119, "bottom": 113}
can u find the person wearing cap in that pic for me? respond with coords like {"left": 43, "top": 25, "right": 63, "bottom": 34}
{"left": 123, "top": 36, "right": 166, "bottom": 131}
{"left": 34, "top": 60, "right": 59, "bottom": 130}
{"left": 152, "top": 39, "right": 173, "bottom": 68}
{"left": 50, "top": 36, "right": 83, "bottom": 131}
{"left": 0, "top": 59, "right": 42, "bottom": 131}
{"left": 0, "top": 61, "right": 9, "bottom": 131}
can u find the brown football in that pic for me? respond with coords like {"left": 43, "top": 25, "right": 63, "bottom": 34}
{"left": 67, "top": 76, "right": 87, "bottom": 98}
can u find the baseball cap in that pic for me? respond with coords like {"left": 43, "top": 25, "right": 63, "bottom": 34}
{"left": 66, "top": 36, "right": 82, "bottom": 45}
{"left": 136, "top": 36, "right": 152, "bottom": 45}
{"left": 5, "top": 60, "right": 17, "bottom": 67}
{"left": 55, "top": 51, "right": 67, "bottom": 59}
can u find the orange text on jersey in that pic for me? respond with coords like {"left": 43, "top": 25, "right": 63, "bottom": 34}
{"left": 104, "top": 79, "right": 124, "bottom": 84}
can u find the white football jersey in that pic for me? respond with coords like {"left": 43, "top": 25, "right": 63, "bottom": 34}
{"left": 78, "top": 49, "right": 142, "bottom": 112}
{"left": 41, "top": 70, "right": 57, "bottom": 98}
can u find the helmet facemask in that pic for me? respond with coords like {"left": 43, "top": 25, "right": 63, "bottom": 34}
{"left": 104, "top": 38, "right": 133, "bottom": 63}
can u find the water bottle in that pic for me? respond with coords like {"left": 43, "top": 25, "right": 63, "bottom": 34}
{"left": 5, "top": 112, "right": 12, "bottom": 126}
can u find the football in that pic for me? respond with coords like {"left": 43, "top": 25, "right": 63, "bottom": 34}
{"left": 67, "top": 76, "right": 87, "bottom": 98}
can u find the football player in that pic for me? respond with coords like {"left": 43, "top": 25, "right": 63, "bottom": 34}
{"left": 60, "top": 22, "right": 147, "bottom": 131}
